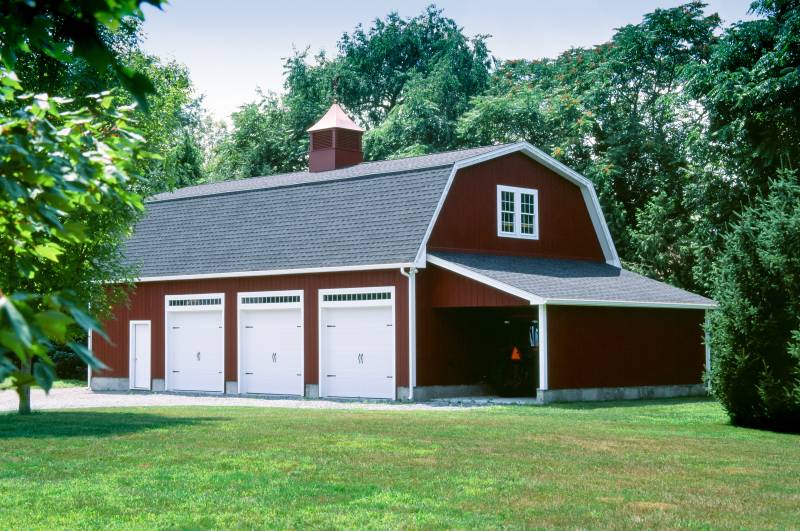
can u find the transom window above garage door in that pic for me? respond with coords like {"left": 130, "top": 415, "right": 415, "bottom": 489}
{"left": 323, "top": 292, "right": 391, "bottom": 302}
{"left": 168, "top": 297, "right": 222, "bottom": 307}
{"left": 242, "top": 295, "right": 300, "bottom": 304}
{"left": 497, "top": 185, "right": 539, "bottom": 240}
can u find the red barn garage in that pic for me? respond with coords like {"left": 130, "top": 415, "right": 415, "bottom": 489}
{"left": 91, "top": 104, "right": 715, "bottom": 402}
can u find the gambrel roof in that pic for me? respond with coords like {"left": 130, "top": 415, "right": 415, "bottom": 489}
{"left": 124, "top": 142, "right": 711, "bottom": 308}
{"left": 126, "top": 144, "right": 503, "bottom": 280}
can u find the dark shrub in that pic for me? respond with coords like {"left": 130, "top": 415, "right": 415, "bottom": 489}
{"left": 709, "top": 171, "right": 800, "bottom": 431}
{"left": 50, "top": 346, "right": 87, "bottom": 381}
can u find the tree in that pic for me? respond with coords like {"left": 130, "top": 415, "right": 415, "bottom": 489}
{"left": 0, "top": 86, "right": 146, "bottom": 414}
{"left": 708, "top": 171, "right": 800, "bottom": 431}
{"left": 208, "top": 92, "right": 306, "bottom": 181}
{"left": 0, "top": 0, "right": 160, "bottom": 413}
{"left": 210, "top": 6, "right": 493, "bottom": 178}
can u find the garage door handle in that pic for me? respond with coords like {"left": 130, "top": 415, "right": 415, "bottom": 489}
{"left": 172, "top": 370, "right": 180, "bottom": 373}
{"left": 196, "top": 351, "right": 201, "bottom": 360}
{"left": 245, "top": 372, "right": 254, "bottom": 375}
{"left": 326, "top": 325, "right": 336, "bottom": 328}
{"left": 245, "top": 325, "right": 254, "bottom": 329}
{"left": 326, "top": 374, "right": 336, "bottom": 377}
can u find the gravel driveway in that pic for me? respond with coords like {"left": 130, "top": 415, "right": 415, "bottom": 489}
{"left": 0, "top": 386, "right": 465, "bottom": 412}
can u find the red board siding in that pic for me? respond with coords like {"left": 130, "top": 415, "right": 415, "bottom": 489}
{"left": 421, "top": 264, "right": 528, "bottom": 308}
{"left": 94, "top": 270, "right": 409, "bottom": 387}
{"left": 415, "top": 266, "right": 529, "bottom": 385}
{"left": 428, "top": 152, "right": 605, "bottom": 262}
{"left": 547, "top": 306, "right": 705, "bottom": 389}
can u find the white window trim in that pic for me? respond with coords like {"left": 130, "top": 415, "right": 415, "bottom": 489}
{"left": 496, "top": 184, "right": 539, "bottom": 240}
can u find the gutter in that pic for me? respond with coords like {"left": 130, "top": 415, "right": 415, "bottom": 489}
{"left": 399, "top": 267, "right": 418, "bottom": 401}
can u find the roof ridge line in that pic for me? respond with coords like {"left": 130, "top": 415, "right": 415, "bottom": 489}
{"left": 146, "top": 163, "right": 455, "bottom": 205}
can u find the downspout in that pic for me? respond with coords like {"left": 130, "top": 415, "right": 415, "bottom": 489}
{"left": 87, "top": 328, "right": 93, "bottom": 390}
{"left": 400, "top": 267, "right": 418, "bottom": 401}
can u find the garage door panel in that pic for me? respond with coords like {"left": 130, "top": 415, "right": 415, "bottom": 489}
{"left": 167, "top": 308, "right": 224, "bottom": 392}
{"left": 240, "top": 304, "right": 303, "bottom": 396}
{"left": 321, "top": 298, "right": 395, "bottom": 400}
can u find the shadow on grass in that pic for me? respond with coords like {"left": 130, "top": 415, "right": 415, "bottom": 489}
{"left": 546, "top": 396, "right": 717, "bottom": 411}
{"left": 0, "top": 411, "right": 224, "bottom": 439}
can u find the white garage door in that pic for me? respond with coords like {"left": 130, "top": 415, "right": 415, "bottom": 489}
{"left": 238, "top": 291, "right": 303, "bottom": 396}
{"left": 166, "top": 294, "right": 224, "bottom": 392}
{"left": 320, "top": 288, "right": 395, "bottom": 399}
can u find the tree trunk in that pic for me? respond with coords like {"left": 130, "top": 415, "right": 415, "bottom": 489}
{"left": 17, "top": 361, "right": 32, "bottom": 415}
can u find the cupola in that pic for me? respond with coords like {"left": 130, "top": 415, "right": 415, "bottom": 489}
{"left": 307, "top": 103, "right": 364, "bottom": 172}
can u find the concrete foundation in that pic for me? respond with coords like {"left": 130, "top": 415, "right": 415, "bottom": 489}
{"left": 412, "top": 384, "right": 491, "bottom": 402}
{"left": 89, "top": 377, "right": 129, "bottom": 391}
{"left": 538, "top": 384, "right": 707, "bottom": 404}
{"left": 152, "top": 379, "right": 165, "bottom": 392}
{"left": 225, "top": 381, "right": 238, "bottom": 394}
{"left": 304, "top": 384, "right": 319, "bottom": 399}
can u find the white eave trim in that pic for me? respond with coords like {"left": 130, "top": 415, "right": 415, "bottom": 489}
{"left": 415, "top": 141, "right": 621, "bottom": 268}
{"left": 544, "top": 298, "right": 718, "bottom": 310}
{"left": 427, "top": 255, "right": 717, "bottom": 310}
{"left": 136, "top": 262, "right": 415, "bottom": 283}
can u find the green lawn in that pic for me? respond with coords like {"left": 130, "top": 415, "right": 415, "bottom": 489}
{"left": 1, "top": 399, "right": 797, "bottom": 528}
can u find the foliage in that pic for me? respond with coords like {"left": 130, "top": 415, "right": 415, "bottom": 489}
{"left": 0, "top": 82, "right": 146, "bottom": 410}
{"left": 0, "top": 0, "right": 164, "bottom": 108}
{"left": 708, "top": 171, "right": 800, "bottom": 430}
{"left": 208, "top": 6, "right": 491, "bottom": 179}
{"left": 0, "top": 0, "right": 156, "bottom": 413}
{"left": 209, "top": 92, "right": 306, "bottom": 180}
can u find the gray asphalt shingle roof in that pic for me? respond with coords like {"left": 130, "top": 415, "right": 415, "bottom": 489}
{"left": 148, "top": 145, "right": 503, "bottom": 203}
{"left": 125, "top": 163, "right": 456, "bottom": 278}
{"left": 429, "top": 252, "right": 715, "bottom": 307}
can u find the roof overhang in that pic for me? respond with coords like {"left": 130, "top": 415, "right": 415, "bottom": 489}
{"left": 135, "top": 262, "right": 416, "bottom": 283}
{"left": 427, "top": 254, "right": 718, "bottom": 310}
{"left": 414, "top": 142, "right": 621, "bottom": 268}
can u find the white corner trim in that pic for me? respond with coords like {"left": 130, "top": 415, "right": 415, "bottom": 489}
{"left": 416, "top": 141, "right": 621, "bottom": 268}
{"left": 427, "top": 255, "right": 544, "bottom": 305}
{"left": 427, "top": 255, "right": 717, "bottom": 310}
{"left": 136, "top": 262, "right": 415, "bottom": 283}
{"left": 400, "top": 267, "right": 418, "bottom": 399}
{"left": 538, "top": 304, "right": 548, "bottom": 391}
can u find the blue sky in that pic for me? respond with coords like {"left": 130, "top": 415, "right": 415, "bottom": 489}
{"left": 141, "top": 0, "right": 756, "bottom": 121}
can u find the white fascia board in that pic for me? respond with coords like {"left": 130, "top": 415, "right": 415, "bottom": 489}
{"left": 544, "top": 298, "right": 718, "bottom": 310}
{"left": 136, "top": 262, "right": 415, "bottom": 283}
{"left": 428, "top": 256, "right": 717, "bottom": 310}
{"left": 427, "top": 255, "right": 545, "bottom": 305}
{"left": 415, "top": 142, "right": 621, "bottom": 268}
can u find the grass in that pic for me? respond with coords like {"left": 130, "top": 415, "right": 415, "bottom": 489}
{"left": 1, "top": 378, "right": 85, "bottom": 389}
{"left": 0, "top": 399, "right": 798, "bottom": 528}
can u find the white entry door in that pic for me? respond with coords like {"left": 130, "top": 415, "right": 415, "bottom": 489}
{"left": 320, "top": 288, "right": 395, "bottom": 399}
{"left": 166, "top": 294, "right": 225, "bottom": 392}
{"left": 129, "top": 320, "right": 151, "bottom": 390}
{"left": 239, "top": 291, "right": 303, "bottom": 395}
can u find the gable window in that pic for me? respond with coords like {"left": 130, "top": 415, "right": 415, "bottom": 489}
{"left": 497, "top": 185, "right": 539, "bottom": 239}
